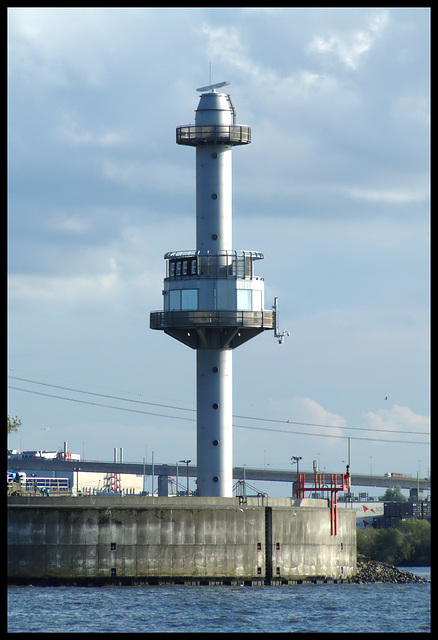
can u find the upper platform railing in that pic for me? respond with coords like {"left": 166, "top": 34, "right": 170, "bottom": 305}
{"left": 176, "top": 124, "right": 251, "bottom": 146}
{"left": 164, "top": 250, "right": 264, "bottom": 280}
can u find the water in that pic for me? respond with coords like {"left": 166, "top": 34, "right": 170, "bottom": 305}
{"left": 8, "top": 568, "right": 430, "bottom": 634}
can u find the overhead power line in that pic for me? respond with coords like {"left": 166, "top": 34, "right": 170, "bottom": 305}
{"left": 8, "top": 381, "right": 430, "bottom": 446}
{"left": 8, "top": 386, "right": 195, "bottom": 423}
{"left": 8, "top": 375, "right": 430, "bottom": 436}
{"left": 8, "top": 375, "right": 195, "bottom": 413}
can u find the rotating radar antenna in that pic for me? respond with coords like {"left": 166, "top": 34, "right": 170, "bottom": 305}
{"left": 196, "top": 81, "right": 231, "bottom": 92}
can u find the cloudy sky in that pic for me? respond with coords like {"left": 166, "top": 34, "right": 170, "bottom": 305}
{"left": 8, "top": 8, "right": 430, "bottom": 495}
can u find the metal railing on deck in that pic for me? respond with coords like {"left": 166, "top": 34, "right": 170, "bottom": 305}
{"left": 150, "top": 309, "right": 275, "bottom": 330}
{"left": 176, "top": 124, "right": 251, "bottom": 146}
{"left": 164, "top": 250, "right": 264, "bottom": 280}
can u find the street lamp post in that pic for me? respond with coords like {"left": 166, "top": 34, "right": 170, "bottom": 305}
{"left": 179, "top": 460, "right": 191, "bottom": 496}
{"left": 176, "top": 461, "right": 179, "bottom": 497}
{"left": 291, "top": 456, "right": 302, "bottom": 498}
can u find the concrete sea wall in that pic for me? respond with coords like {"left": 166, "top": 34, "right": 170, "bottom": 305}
{"left": 8, "top": 496, "right": 356, "bottom": 585}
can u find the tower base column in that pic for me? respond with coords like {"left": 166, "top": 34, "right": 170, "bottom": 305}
{"left": 196, "top": 347, "right": 233, "bottom": 497}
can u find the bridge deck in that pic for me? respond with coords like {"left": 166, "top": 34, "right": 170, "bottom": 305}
{"left": 7, "top": 458, "right": 429, "bottom": 490}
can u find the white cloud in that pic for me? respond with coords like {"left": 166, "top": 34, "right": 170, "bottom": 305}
{"left": 8, "top": 8, "right": 108, "bottom": 88}
{"left": 340, "top": 185, "right": 429, "bottom": 204}
{"left": 269, "top": 396, "right": 346, "bottom": 440}
{"left": 8, "top": 216, "right": 193, "bottom": 313}
{"left": 307, "top": 11, "right": 390, "bottom": 69}
{"left": 55, "top": 112, "right": 125, "bottom": 149}
{"left": 45, "top": 214, "right": 90, "bottom": 234}
{"left": 200, "top": 23, "right": 257, "bottom": 79}
{"left": 101, "top": 158, "right": 193, "bottom": 195}
{"left": 199, "top": 21, "right": 338, "bottom": 102}
{"left": 8, "top": 269, "right": 124, "bottom": 312}
{"left": 361, "top": 404, "right": 430, "bottom": 435}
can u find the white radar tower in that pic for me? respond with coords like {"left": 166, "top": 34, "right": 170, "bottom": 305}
{"left": 150, "top": 83, "right": 287, "bottom": 497}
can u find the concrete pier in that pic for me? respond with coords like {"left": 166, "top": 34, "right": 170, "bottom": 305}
{"left": 8, "top": 496, "right": 356, "bottom": 585}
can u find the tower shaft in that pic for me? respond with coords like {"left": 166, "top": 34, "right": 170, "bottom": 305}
{"left": 196, "top": 348, "right": 233, "bottom": 497}
{"left": 196, "top": 144, "right": 232, "bottom": 253}
{"left": 194, "top": 100, "right": 234, "bottom": 496}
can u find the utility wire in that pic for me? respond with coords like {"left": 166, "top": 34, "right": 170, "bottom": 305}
{"left": 8, "top": 375, "right": 195, "bottom": 413}
{"left": 8, "top": 384, "right": 430, "bottom": 446}
{"left": 8, "top": 375, "right": 429, "bottom": 437}
{"left": 233, "top": 413, "right": 428, "bottom": 436}
{"left": 233, "top": 422, "right": 428, "bottom": 445}
{"left": 8, "top": 386, "right": 195, "bottom": 422}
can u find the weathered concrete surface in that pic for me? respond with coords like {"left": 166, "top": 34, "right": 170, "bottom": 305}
{"left": 269, "top": 506, "right": 356, "bottom": 581}
{"left": 8, "top": 496, "right": 356, "bottom": 584}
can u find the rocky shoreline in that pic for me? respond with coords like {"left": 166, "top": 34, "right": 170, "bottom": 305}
{"left": 351, "top": 556, "right": 430, "bottom": 584}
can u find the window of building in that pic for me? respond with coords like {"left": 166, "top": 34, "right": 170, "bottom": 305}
{"left": 252, "top": 289, "right": 262, "bottom": 311}
{"left": 237, "top": 289, "right": 252, "bottom": 310}
{"left": 169, "top": 290, "right": 180, "bottom": 311}
{"left": 181, "top": 289, "right": 198, "bottom": 310}
{"left": 169, "top": 262, "right": 175, "bottom": 277}
{"left": 182, "top": 261, "right": 188, "bottom": 276}
{"left": 176, "top": 261, "right": 182, "bottom": 276}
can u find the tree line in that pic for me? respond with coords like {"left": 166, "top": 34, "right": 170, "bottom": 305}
{"left": 357, "top": 518, "right": 430, "bottom": 566}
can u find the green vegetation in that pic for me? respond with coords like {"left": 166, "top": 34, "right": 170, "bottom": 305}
{"left": 379, "top": 487, "right": 407, "bottom": 502}
{"left": 7, "top": 415, "right": 22, "bottom": 435}
{"left": 357, "top": 518, "right": 430, "bottom": 566}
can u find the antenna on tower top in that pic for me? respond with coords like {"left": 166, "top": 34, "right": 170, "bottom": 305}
{"left": 196, "top": 80, "right": 231, "bottom": 93}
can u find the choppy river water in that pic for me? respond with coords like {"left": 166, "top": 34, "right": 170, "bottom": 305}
{"left": 8, "top": 567, "right": 430, "bottom": 634}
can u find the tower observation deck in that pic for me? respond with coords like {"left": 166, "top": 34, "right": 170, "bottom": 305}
{"left": 150, "top": 83, "right": 286, "bottom": 497}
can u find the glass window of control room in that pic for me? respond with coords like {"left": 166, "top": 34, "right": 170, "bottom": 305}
{"left": 169, "top": 290, "right": 180, "bottom": 311}
{"left": 181, "top": 289, "right": 198, "bottom": 310}
{"left": 169, "top": 289, "right": 198, "bottom": 311}
{"left": 252, "top": 289, "right": 262, "bottom": 311}
{"left": 237, "top": 289, "right": 252, "bottom": 311}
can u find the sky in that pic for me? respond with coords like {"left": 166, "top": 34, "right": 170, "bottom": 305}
{"left": 7, "top": 7, "right": 430, "bottom": 496}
